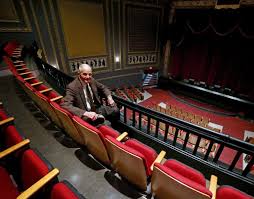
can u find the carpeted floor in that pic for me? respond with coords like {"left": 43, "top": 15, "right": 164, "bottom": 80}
{"left": 140, "top": 88, "right": 254, "bottom": 169}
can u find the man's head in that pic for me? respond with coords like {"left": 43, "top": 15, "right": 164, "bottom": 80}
{"left": 79, "top": 64, "right": 92, "bottom": 83}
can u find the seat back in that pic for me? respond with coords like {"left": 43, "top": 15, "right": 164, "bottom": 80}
{"left": 216, "top": 186, "right": 253, "bottom": 199}
{"left": 50, "top": 102, "right": 84, "bottom": 144}
{"left": 152, "top": 162, "right": 212, "bottom": 199}
{"left": 72, "top": 116, "right": 112, "bottom": 165}
{"left": 105, "top": 136, "right": 148, "bottom": 190}
{"left": 20, "top": 149, "right": 53, "bottom": 190}
{"left": 2, "top": 125, "right": 24, "bottom": 149}
{"left": 4, "top": 41, "right": 19, "bottom": 56}
{"left": 34, "top": 91, "right": 63, "bottom": 129}
{"left": 50, "top": 180, "right": 85, "bottom": 199}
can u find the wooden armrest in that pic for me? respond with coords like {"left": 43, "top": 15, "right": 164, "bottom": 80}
{"left": 19, "top": 71, "right": 32, "bottom": 76}
{"left": 17, "top": 168, "right": 60, "bottom": 199}
{"left": 50, "top": 96, "right": 63, "bottom": 102}
{"left": 17, "top": 68, "right": 28, "bottom": 71}
{"left": 116, "top": 132, "right": 128, "bottom": 141}
{"left": 209, "top": 175, "right": 218, "bottom": 199}
{"left": 39, "top": 88, "right": 52, "bottom": 94}
{"left": 0, "top": 117, "right": 14, "bottom": 126}
{"left": 0, "top": 139, "right": 30, "bottom": 159}
{"left": 13, "top": 60, "right": 24, "bottom": 63}
{"left": 24, "top": 77, "right": 35, "bottom": 81}
{"left": 150, "top": 150, "right": 166, "bottom": 171}
{"left": 30, "top": 82, "right": 43, "bottom": 86}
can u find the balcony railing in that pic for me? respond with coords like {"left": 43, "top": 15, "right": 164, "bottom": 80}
{"left": 34, "top": 56, "right": 254, "bottom": 196}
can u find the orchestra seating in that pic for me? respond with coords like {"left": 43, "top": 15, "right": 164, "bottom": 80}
{"left": 2, "top": 41, "right": 253, "bottom": 198}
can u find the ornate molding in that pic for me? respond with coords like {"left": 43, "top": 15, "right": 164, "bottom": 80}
{"left": 49, "top": 0, "right": 67, "bottom": 72}
{"left": 0, "top": 0, "right": 32, "bottom": 32}
{"left": 172, "top": 1, "right": 215, "bottom": 9}
{"left": 69, "top": 56, "right": 108, "bottom": 73}
{"left": 30, "top": 0, "right": 48, "bottom": 62}
{"left": 128, "top": 53, "right": 157, "bottom": 65}
{"left": 41, "top": 0, "right": 58, "bottom": 68}
{"left": 172, "top": 0, "right": 254, "bottom": 9}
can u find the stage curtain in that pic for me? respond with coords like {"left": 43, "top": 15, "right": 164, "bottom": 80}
{"left": 169, "top": 9, "right": 254, "bottom": 99}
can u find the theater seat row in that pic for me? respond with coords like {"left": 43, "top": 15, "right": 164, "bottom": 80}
{"left": 0, "top": 101, "right": 85, "bottom": 198}
{"left": 3, "top": 42, "right": 253, "bottom": 199}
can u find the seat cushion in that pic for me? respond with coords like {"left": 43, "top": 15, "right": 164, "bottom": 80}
{"left": 216, "top": 186, "right": 253, "bottom": 199}
{"left": 0, "top": 167, "right": 19, "bottom": 199}
{"left": 97, "top": 125, "right": 119, "bottom": 138}
{"left": 163, "top": 159, "right": 206, "bottom": 186}
{"left": 50, "top": 182, "right": 80, "bottom": 199}
{"left": 125, "top": 139, "right": 157, "bottom": 175}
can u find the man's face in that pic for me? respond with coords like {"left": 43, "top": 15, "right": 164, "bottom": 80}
{"left": 79, "top": 67, "right": 92, "bottom": 84}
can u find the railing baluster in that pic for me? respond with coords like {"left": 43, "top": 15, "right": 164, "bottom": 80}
{"left": 132, "top": 110, "right": 135, "bottom": 127}
{"left": 124, "top": 107, "right": 127, "bottom": 123}
{"left": 182, "top": 132, "right": 190, "bottom": 150}
{"left": 204, "top": 140, "right": 214, "bottom": 161}
{"left": 138, "top": 112, "right": 142, "bottom": 130}
{"left": 164, "top": 124, "right": 169, "bottom": 142}
{"left": 172, "top": 128, "right": 179, "bottom": 146}
{"left": 155, "top": 120, "right": 159, "bottom": 138}
{"left": 228, "top": 151, "right": 242, "bottom": 171}
{"left": 192, "top": 136, "right": 201, "bottom": 155}
{"left": 242, "top": 156, "right": 254, "bottom": 176}
{"left": 213, "top": 144, "right": 224, "bottom": 163}
{"left": 147, "top": 117, "right": 151, "bottom": 134}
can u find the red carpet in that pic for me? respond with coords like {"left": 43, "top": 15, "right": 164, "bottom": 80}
{"left": 139, "top": 88, "right": 254, "bottom": 169}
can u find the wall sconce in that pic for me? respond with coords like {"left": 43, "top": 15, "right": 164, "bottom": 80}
{"left": 115, "top": 56, "right": 120, "bottom": 63}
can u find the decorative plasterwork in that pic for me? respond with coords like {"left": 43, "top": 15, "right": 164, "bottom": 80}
{"left": 69, "top": 56, "right": 108, "bottom": 73}
{"left": 172, "top": 0, "right": 254, "bottom": 9}
{"left": 128, "top": 53, "right": 157, "bottom": 65}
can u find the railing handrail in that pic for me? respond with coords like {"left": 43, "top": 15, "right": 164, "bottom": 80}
{"left": 113, "top": 95, "right": 254, "bottom": 154}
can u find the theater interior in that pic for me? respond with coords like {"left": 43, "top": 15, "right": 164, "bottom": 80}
{"left": 0, "top": 0, "right": 254, "bottom": 198}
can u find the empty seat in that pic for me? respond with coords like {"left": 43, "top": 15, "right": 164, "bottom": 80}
{"left": 151, "top": 159, "right": 214, "bottom": 199}
{"left": 105, "top": 136, "right": 160, "bottom": 191}
{"left": 0, "top": 145, "right": 59, "bottom": 199}
{"left": 50, "top": 180, "right": 85, "bottom": 199}
{"left": 0, "top": 117, "right": 24, "bottom": 150}
{"left": 216, "top": 186, "right": 253, "bottom": 199}
{"left": 73, "top": 116, "right": 119, "bottom": 165}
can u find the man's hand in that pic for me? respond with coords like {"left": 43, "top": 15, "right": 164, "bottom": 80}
{"left": 107, "top": 95, "right": 116, "bottom": 107}
{"left": 83, "top": 111, "right": 98, "bottom": 121}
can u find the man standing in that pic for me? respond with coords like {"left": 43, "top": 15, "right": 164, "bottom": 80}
{"left": 61, "top": 64, "right": 119, "bottom": 126}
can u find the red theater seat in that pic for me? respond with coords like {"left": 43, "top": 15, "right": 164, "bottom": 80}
{"left": 50, "top": 181, "right": 85, "bottom": 199}
{"left": 151, "top": 159, "right": 214, "bottom": 199}
{"left": 105, "top": 136, "right": 159, "bottom": 191}
{"left": 50, "top": 102, "right": 84, "bottom": 144}
{"left": 0, "top": 147, "right": 59, "bottom": 199}
{"left": 73, "top": 116, "right": 119, "bottom": 165}
{"left": 216, "top": 186, "right": 253, "bottom": 199}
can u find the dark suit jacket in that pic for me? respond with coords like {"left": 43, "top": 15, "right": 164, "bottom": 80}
{"left": 61, "top": 77, "right": 111, "bottom": 117}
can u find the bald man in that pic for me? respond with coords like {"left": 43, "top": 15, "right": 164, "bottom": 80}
{"left": 61, "top": 64, "right": 119, "bottom": 126}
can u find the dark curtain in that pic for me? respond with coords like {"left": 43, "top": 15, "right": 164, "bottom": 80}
{"left": 169, "top": 9, "right": 254, "bottom": 99}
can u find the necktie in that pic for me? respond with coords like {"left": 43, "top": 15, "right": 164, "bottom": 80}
{"left": 86, "top": 84, "right": 94, "bottom": 111}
